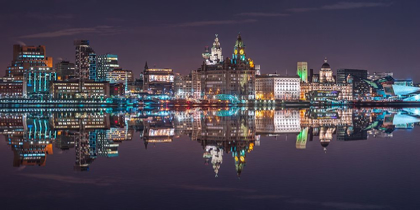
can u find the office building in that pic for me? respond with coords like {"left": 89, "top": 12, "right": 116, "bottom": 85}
{"left": 337, "top": 69, "right": 369, "bottom": 99}
{"left": 55, "top": 61, "right": 75, "bottom": 80}
{"left": 255, "top": 74, "right": 301, "bottom": 100}
{"left": 74, "top": 40, "right": 95, "bottom": 80}
{"left": 0, "top": 77, "right": 24, "bottom": 98}
{"left": 50, "top": 80, "right": 110, "bottom": 99}
{"left": 174, "top": 73, "right": 193, "bottom": 99}
{"left": 7, "top": 45, "right": 53, "bottom": 80}
{"left": 96, "top": 54, "right": 119, "bottom": 81}
{"left": 143, "top": 63, "right": 174, "bottom": 96}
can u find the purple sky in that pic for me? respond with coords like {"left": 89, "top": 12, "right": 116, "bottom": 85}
{"left": 1, "top": 0, "right": 419, "bottom": 80}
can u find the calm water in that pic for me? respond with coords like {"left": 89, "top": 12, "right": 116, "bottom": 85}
{"left": 1, "top": 107, "right": 420, "bottom": 210}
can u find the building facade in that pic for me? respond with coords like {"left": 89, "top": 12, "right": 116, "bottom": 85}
{"left": 96, "top": 54, "right": 119, "bottom": 81}
{"left": 0, "top": 77, "right": 23, "bottom": 98}
{"left": 74, "top": 40, "right": 95, "bottom": 80}
{"left": 7, "top": 45, "right": 53, "bottom": 80}
{"left": 143, "top": 63, "right": 174, "bottom": 96}
{"left": 255, "top": 74, "right": 301, "bottom": 100}
{"left": 50, "top": 80, "right": 110, "bottom": 99}
{"left": 55, "top": 61, "right": 75, "bottom": 80}
{"left": 195, "top": 33, "right": 256, "bottom": 102}
{"left": 174, "top": 73, "right": 193, "bottom": 99}
{"left": 297, "top": 62, "right": 308, "bottom": 83}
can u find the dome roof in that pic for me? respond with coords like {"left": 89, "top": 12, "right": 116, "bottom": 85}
{"left": 321, "top": 57, "right": 330, "bottom": 69}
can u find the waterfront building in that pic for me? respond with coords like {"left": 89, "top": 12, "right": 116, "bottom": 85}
{"left": 7, "top": 45, "right": 53, "bottom": 80}
{"left": 0, "top": 77, "right": 23, "bottom": 98}
{"left": 297, "top": 62, "right": 308, "bottom": 83}
{"left": 143, "top": 63, "right": 174, "bottom": 96}
{"left": 24, "top": 67, "right": 57, "bottom": 98}
{"left": 255, "top": 74, "right": 301, "bottom": 100}
{"left": 96, "top": 54, "right": 119, "bottom": 81}
{"left": 195, "top": 33, "right": 256, "bottom": 102}
{"left": 337, "top": 69, "right": 370, "bottom": 99}
{"left": 394, "top": 79, "right": 413, "bottom": 86}
{"left": 174, "top": 73, "right": 193, "bottom": 99}
{"left": 191, "top": 70, "right": 201, "bottom": 99}
{"left": 74, "top": 40, "right": 95, "bottom": 80}
{"left": 319, "top": 58, "right": 335, "bottom": 83}
{"left": 300, "top": 82, "right": 353, "bottom": 101}
{"left": 202, "top": 34, "right": 223, "bottom": 65}
{"left": 49, "top": 80, "right": 110, "bottom": 99}
{"left": 368, "top": 72, "right": 394, "bottom": 81}
{"left": 55, "top": 61, "right": 75, "bottom": 80}
{"left": 300, "top": 59, "right": 352, "bottom": 101}
{"left": 106, "top": 69, "right": 133, "bottom": 84}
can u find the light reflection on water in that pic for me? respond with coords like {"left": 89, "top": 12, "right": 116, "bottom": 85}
{"left": 0, "top": 107, "right": 419, "bottom": 209}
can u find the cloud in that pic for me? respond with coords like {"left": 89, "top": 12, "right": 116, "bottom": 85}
{"left": 20, "top": 174, "right": 115, "bottom": 186}
{"left": 16, "top": 41, "right": 27, "bottom": 46}
{"left": 171, "top": 19, "right": 257, "bottom": 27}
{"left": 289, "top": 1, "right": 392, "bottom": 12}
{"left": 19, "top": 26, "right": 116, "bottom": 38}
{"left": 236, "top": 12, "right": 289, "bottom": 17}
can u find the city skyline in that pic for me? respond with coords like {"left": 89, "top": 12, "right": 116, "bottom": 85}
{"left": 1, "top": 0, "right": 419, "bottom": 79}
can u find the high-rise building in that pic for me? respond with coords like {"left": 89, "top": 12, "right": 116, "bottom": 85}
{"left": 55, "top": 61, "right": 75, "bottom": 80}
{"left": 297, "top": 62, "right": 308, "bottom": 83}
{"left": 7, "top": 45, "right": 53, "bottom": 80}
{"left": 88, "top": 53, "right": 97, "bottom": 80}
{"left": 319, "top": 58, "right": 334, "bottom": 83}
{"left": 74, "top": 40, "right": 95, "bottom": 80}
{"left": 96, "top": 54, "right": 119, "bottom": 81}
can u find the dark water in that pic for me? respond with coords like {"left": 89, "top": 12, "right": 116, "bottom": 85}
{"left": 0, "top": 107, "right": 419, "bottom": 210}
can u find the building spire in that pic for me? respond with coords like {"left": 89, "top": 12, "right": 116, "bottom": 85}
{"left": 324, "top": 57, "right": 328, "bottom": 63}
{"left": 144, "top": 61, "right": 148, "bottom": 70}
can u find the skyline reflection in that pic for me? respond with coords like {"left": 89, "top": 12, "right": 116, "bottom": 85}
{"left": 2, "top": 107, "right": 419, "bottom": 176}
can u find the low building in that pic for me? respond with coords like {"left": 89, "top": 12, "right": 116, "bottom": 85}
{"left": 50, "top": 80, "right": 110, "bottom": 99}
{"left": 24, "top": 67, "right": 57, "bottom": 98}
{"left": 143, "top": 63, "right": 174, "bottom": 96}
{"left": 106, "top": 69, "right": 133, "bottom": 84}
{"left": 255, "top": 74, "right": 300, "bottom": 100}
{"left": 300, "top": 83, "right": 353, "bottom": 101}
{"left": 110, "top": 83, "right": 125, "bottom": 97}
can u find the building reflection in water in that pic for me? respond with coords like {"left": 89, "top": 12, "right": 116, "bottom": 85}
{"left": 2, "top": 107, "right": 420, "bottom": 176}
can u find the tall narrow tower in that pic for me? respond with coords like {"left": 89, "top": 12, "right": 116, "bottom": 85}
{"left": 297, "top": 62, "right": 308, "bottom": 83}
{"left": 74, "top": 40, "right": 95, "bottom": 80}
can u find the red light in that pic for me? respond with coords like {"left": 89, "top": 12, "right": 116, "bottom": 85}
{"left": 114, "top": 120, "right": 118, "bottom": 124}
{"left": 114, "top": 88, "right": 118, "bottom": 91}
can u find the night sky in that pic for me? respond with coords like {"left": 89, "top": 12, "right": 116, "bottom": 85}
{"left": 1, "top": 0, "right": 419, "bottom": 80}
